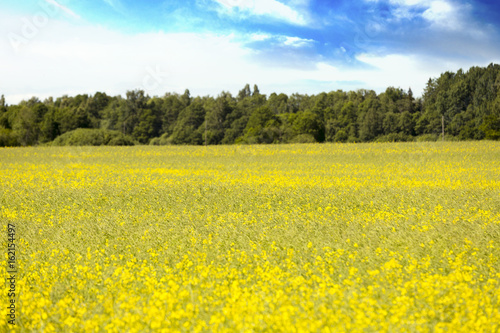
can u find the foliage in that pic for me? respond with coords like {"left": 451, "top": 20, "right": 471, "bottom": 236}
{"left": 375, "top": 133, "right": 414, "bottom": 142}
{"left": 51, "top": 128, "right": 135, "bottom": 146}
{"left": 290, "top": 133, "right": 317, "bottom": 143}
{"left": 1, "top": 64, "right": 500, "bottom": 146}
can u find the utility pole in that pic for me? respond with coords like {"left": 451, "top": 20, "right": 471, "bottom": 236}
{"left": 442, "top": 115, "right": 445, "bottom": 141}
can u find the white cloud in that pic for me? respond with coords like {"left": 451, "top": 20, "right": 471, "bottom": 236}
{"left": 418, "top": 1, "right": 485, "bottom": 38}
{"left": 421, "top": 0, "right": 459, "bottom": 30}
{"left": 0, "top": 12, "right": 265, "bottom": 102}
{"left": 390, "top": 0, "right": 473, "bottom": 32}
{"left": 247, "top": 33, "right": 315, "bottom": 48}
{"left": 214, "top": 0, "right": 307, "bottom": 25}
{"left": 250, "top": 33, "right": 271, "bottom": 41}
{"left": 351, "top": 52, "right": 500, "bottom": 95}
{"left": 370, "top": 0, "right": 487, "bottom": 38}
{"left": 1, "top": 10, "right": 497, "bottom": 105}
{"left": 283, "top": 36, "right": 315, "bottom": 47}
{"left": 277, "top": 54, "right": 434, "bottom": 95}
{"left": 367, "top": 0, "right": 431, "bottom": 6}
{"left": 388, "top": 0, "right": 429, "bottom": 5}
{"left": 354, "top": 53, "right": 436, "bottom": 93}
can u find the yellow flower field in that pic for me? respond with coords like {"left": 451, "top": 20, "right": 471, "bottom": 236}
{"left": 1, "top": 142, "right": 500, "bottom": 332}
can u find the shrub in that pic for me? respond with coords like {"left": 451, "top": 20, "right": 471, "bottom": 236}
{"left": 416, "top": 134, "right": 439, "bottom": 142}
{"left": 149, "top": 133, "right": 172, "bottom": 145}
{"left": 291, "top": 134, "right": 317, "bottom": 143}
{"left": 52, "top": 128, "right": 135, "bottom": 146}
{"left": 376, "top": 133, "right": 414, "bottom": 142}
{"left": 0, "top": 128, "right": 20, "bottom": 146}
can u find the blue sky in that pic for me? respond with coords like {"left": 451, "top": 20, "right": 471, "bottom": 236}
{"left": 1, "top": 0, "right": 500, "bottom": 103}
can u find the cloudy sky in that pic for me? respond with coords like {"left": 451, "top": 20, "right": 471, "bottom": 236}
{"left": 1, "top": 0, "right": 500, "bottom": 103}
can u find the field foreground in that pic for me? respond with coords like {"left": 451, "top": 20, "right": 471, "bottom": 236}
{"left": 1, "top": 142, "right": 500, "bottom": 332}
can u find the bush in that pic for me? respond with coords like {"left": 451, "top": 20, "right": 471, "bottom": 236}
{"left": 0, "top": 128, "right": 20, "bottom": 146}
{"left": 291, "top": 134, "right": 317, "bottom": 143}
{"left": 52, "top": 128, "right": 135, "bottom": 146}
{"left": 149, "top": 137, "right": 161, "bottom": 145}
{"left": 149, "top": 133, "right": 172, "bottom": 145}
{"left": 416, "top": 134, "right": 440, "bottom": 142}
{"left": 444, "top": 135, "right": 460, "bottom": 142}
{"left": 376, "top": 133, "right": 414, "bottom": 142}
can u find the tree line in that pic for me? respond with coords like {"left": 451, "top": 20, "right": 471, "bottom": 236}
{"left": 1, "top": 63, "right": 499, "bottom": 146}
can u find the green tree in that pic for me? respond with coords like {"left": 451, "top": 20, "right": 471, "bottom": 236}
{"left": 267, "top": 93, "right": 290, "bottom": 114}
{"left": 238, "top": 84, "right": 252, "bottom": 101}
{"left": 132, "top": 99, "right": 161, "bottom": 144}
{"left": 159, "top": 94, "right": 185, "bottom": 137}
{"left": 170, "top": 100, "right": 205, "bottom": 144}
{"left": 180, "top": 89, "right": 191, "bottom": 107}
{"left": 204, "top": 92, "right": 234, "bottom": 144}
{"left": 252, "top": 84, "right": 260, "bottom": 96}
{"left": 383, "top": 112, "right": 399, "bottom": 134}
{"left": 120, "top": 90, "right": 148, "bottom": 136}
{"left": 0, "top": 95, "right": 9, "bottom": 130}
{"left": 13, "top": 106, "right": 39, "bottom": 146}
{"left": 241, "top": 106, "right": 280, "bottom": 143}
{"left": 245, "top": 106, "right": 274, "bottom": 132}
{"left": 358, "top": 97, "right": 382, "bottom": 141}
{"left": 293, "top": 111, "right": 322, "bottom": 142}
{"left": 0, "top": 95, "right": 6, "bottom": 113}
{"left": 40, "top": 108, "right": 60, "bottom": 143}
{"left": 399, "top": 111, "right": 414, "bottom": 136}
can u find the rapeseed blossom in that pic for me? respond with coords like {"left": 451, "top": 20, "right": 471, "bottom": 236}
{"left": 0, "top": 142, "right": 499, "bottom": 332}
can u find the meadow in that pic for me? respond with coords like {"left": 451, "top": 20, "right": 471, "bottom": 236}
{"left": 1, "top": 142, "right": 499, "bottom": 332}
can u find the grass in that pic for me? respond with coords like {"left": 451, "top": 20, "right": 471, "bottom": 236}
{"left": 1, "top": 141, "right": 499, "bottom": 332}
